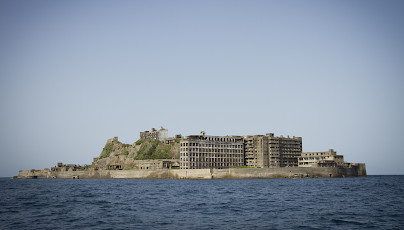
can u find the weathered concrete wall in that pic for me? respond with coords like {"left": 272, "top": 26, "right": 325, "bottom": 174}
{"left": 169, "top": 169, "right": 212, "bottom": 179}
{"left": 357, "top": 163, "right": 367, "bottom": 176}
{"left": 50, "top": 170, "right": 89, "bottom": 179}
{"left": 17, "top": 163, "right": 366, "bottom": 179}
{"left": 86, "top": 169, "right": 212, "bottom": 179}
{"left": 213, "top": 167, "right": 339, "bottom": 179}
{"left": 18, "top": 169, "right": 50, "bottom": 179}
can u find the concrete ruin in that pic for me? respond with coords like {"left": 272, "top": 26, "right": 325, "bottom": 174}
{"left": 16, "top": 129, "right": 367, "bottom": 179}
{"left": 140, "top": 126, "right": 168, "bottom": 142}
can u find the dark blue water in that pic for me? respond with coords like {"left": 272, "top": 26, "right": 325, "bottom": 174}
{"left": 1, "top": 176, "right": 403, "bottom": 229}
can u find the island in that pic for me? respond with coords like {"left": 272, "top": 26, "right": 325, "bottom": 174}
{"left": 16, "top": 127, "right": 366, "bottom": 179}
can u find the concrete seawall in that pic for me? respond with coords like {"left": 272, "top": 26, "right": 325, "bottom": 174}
{"left": 17, "top": 164, "right": 366, "bottom": 179}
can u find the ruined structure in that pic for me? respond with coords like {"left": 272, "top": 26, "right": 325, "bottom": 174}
{"left": 51, "top": 162, "right": 88, "bottom": 172}
{"left": 180, "top": 132, "right": 302, "bottom": 169}
{"left": 244, "top": 135, "right": 268, "bottom": 168}
{"left": 140, "top": 126, "right": 168, "bottom": 142}
{"left": 180, "top": 132, "right": 244, "bottom": 169}
{"left": 133, "top": 159, "right": 180, "bottom": 170}
{"left": 165, "top": 134, "right": 182, "bottom": 144}
{"left": 267, "top": 133, "right": 302, "bottom": 167}
{"left": 298, "top": 149, "right": 345, "bottom": 167}
{"left": 16, "top": 128, "right": 367, "bottom": 179}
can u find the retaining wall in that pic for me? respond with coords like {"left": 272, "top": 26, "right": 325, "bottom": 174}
{"left": 17, "top": 164, "right": 366, "bottom": 179}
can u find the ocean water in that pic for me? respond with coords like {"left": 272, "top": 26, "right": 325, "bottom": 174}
{"left": 0, "top": 176, "right": 403, "bottom": 229}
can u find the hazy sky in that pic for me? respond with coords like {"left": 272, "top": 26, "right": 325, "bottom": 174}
{"left": 1, "top": 0, "right": 403, "bottom": 176}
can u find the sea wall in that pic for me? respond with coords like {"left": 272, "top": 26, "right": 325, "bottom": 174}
{"left": 212, "top": 166, "right": 363, "bottom": 179}
{"left": 17, "top": 169, "right": 50, "bottom": 179}
{"left": 17, "top": 164, "right": 366, "bottom": 179}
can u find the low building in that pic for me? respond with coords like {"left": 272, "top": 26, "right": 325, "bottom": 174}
{"left": 140, "top": 126, "right": 168, "bottom": 142}
{"left": 180, "top": 132, "right": 244, "bottom": 169}
{"left": 165, "top": 138, "right": 176, "bottom": 144}
{"left": 133, "top": 159, "right": 180, "bottom": 170}
{"left": 51, "top": 163, "right": 88, "bottom": 172}
{"left": 165, "top": 134, "right": 183, "bottom": 144}
{"left": 108, "top": 164, "right": 123, "bottom": 170}
{"left": 298, "top": 149, "right": 345, "bottom": 167}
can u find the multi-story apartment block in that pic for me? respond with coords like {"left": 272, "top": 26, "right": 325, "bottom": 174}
{"left": 244, "top": 135, "right": 269, "bottom": 168}
{"left": 140, "top": 126, "right": 168, "bottom": 142}
{"left": 244, "top": 133, "right": 302, "bottom": 168}
{"left": 298, "top": 149, "right": 344, "bottom": 167}
{"left": 267, "top": 133, "right": 302, "bottom": 167}
{"left": 180, "top": 132, "right": 244, "bottom": 169}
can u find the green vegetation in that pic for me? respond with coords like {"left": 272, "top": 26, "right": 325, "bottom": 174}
{"left": 76, "top": 168, "right": 88, "bottom": 171}
{"left": 97, "top": 138, "right": 177, "bottom": 160}
{"left": 120, "top": 150, "right": 129, "bottom": 156}
{"left": 135, "top": 139, "right": 146, "bottom": 145}
{"left": 100, "top": 142, "right": 114, "bottom": 159}
{"left": 135, "top": 139, "right": 172, "bottom": 160}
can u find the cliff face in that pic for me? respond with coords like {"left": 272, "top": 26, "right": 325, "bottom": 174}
{"left": 91, "top": 138, "right": 180, "bottom": 170}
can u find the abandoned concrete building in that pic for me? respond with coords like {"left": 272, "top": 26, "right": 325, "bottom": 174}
{"left": 244, "top": 133, "right": 302, "bottom": 168}
{"left": 298, "top": 149, "right": 345, "bottom": 167}
{"left": 267, "top": 133, "right": 302, "bottom": 167}
{"left": 165, "top": 134, "right": 182, "bottom": 144}
{"left": 133, "top": 159, "right": 180, "bottom": 170}
{"left": 100, "top": 159, "right": 180, "bottom": 171}
{"left": 16, "top": 128, "right": 366, "bottom": 179}
{"left": 180, "top": 132, "right": 245, "bottom": 169}
{"left": 108, "top": 164, "right": 123, "bottom": 170}
{"left": 107, "top": 129, "right": 349, "bottom": 170}
{"left": 51, "top": 163, "right": 88, "bottom": 172}
{"left": 140, "top": 126, "right": 168, "bottom": 142}
{"left": 244, "top": 135, "right": 269, "bottom": 168}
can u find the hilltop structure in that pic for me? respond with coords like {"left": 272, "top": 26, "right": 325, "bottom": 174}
{"left": 140, "top": 126, "right": 168, "bottom": 142}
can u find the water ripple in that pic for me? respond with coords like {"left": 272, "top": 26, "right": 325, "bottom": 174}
{"left": 0, "top": 176, "right": 403, "bottom": 229}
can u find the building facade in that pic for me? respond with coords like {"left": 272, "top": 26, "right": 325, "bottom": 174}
{"left": 180, "top": 133, "right": 244, "bottom": 169}
{"left": 267, "top": 133, "right": 302, "bottom": 167}
{"left": 133, "top": 159, "right": 180, "bottom": 170}
{"left": 140, "top": 126, "right": 168, "bottom": 142}
{"left": 244, "top": 133, "right": 302, "bottom": 168}
{"left": 244, "top": 135, "right": 269, "bottom": 168}
{"left": 298, "top": 149, "right": 344, "bottom": 167}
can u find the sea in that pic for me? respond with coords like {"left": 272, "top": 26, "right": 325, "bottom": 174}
{"left": 0, "top": 176, "right": 403, "bottom": 229}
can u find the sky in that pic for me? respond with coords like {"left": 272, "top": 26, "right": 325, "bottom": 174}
{"left": 0, "top": 0, "right": 403, "bottom": 176}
